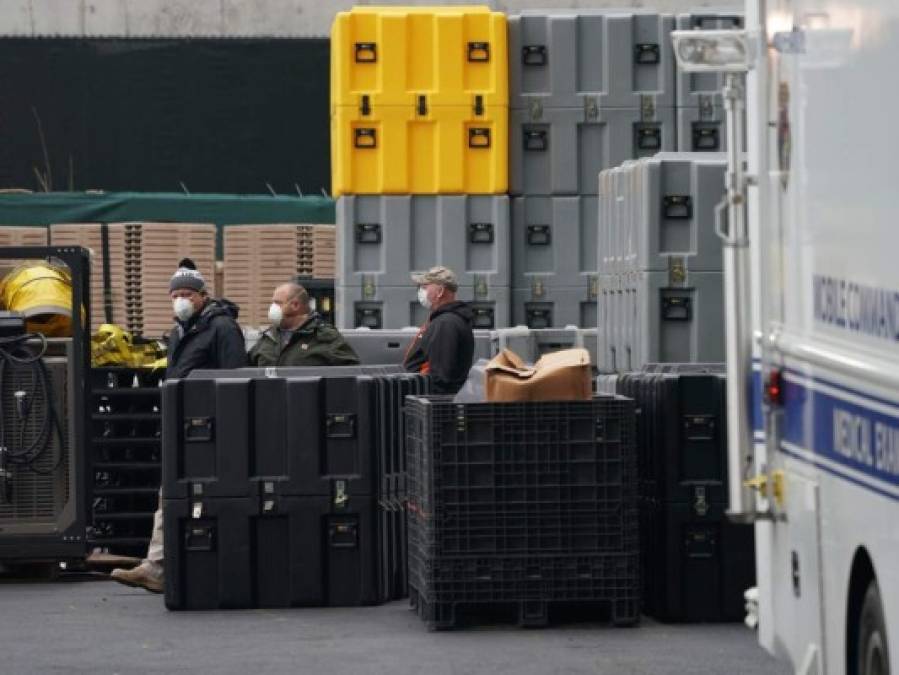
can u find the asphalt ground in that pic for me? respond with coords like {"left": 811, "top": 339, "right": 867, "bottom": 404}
{"left": 0, "top": 576, "right": 790, "bottom": 675}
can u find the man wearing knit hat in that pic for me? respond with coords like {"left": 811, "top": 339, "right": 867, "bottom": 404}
{"left": 110, "top": 258, "right": 246, "bottom": 593}
{"left": 163, "top": 258, "right": 247, "bottom": 379}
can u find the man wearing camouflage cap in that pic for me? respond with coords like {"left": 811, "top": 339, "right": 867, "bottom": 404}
{"left": 403, "top": 266, "right": 474, "bottom": 395}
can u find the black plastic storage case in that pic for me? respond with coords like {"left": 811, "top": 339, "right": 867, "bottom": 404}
{"left": 599, "top": 364, "right": 755, "bottom": 622}
{"left": 640, "top": 500, "right": 755, "bottom": 621}
{"left": 162, "top": 367, "right": 428, "bottom": 609}
{"left": 163, "top": 494, "right": 377, "bottom": 610}
{"left": 162, "top": 374, "right": 379, "bottom": 499}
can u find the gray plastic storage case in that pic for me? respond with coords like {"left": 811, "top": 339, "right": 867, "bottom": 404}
{"left": 337, "top": 195, "right": 511, "bottom": 289}
{"left": 511, "top": 196, "right": 598, "bottom": 290}
{"left": 508, "top": 11, "right": 676, "bottom": 110}
{"left": 509, "top": 106, "right": 676, "bottom": 196}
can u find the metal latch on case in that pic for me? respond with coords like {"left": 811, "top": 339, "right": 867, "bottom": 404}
{"left": 262, "top": 481, "right": 276, "bottom": 513}
{"left": 693, "top": 486, "right": 709, "bottom": 516}
{"left": 333, "top": 479, "right": 349, "bottom": 509}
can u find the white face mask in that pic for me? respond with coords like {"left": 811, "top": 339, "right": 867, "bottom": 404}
{"left": 268, "top": 302, "right": 284, "bottom": 327}
{"left": 172, "top": 297, "right": 195, "bottom": 322}
{"left": 417, "top": 287, "right": 431, "bottom": 309}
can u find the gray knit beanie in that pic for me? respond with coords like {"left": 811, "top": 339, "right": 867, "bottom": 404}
{"left": 169, "top": 258, "right": 206, "bottom": 293}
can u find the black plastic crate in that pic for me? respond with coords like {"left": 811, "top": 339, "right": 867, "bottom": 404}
{"left": 90, "top": 367, "right": 165, "bottom": 556}
{"left": 374, "top": 374, "right": 430, "bottom": 601}
{"left": 640, "top": 498, "right": 755, "bottom": 622}
{"left": 408, "top": 553, "right": 640, "bottom": 630}
{"left": 164, "top": 494, "right": 379, "bottom": 610}
{"left": 404, "top": 396, "right": 637, "bottom": 558}
{"left": 409, "top": 500, "right": 638, "bottom": 558}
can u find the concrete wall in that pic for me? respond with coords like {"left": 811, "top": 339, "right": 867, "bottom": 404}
{"left": 0, "top": 0, "right": 743, "bottom": 38}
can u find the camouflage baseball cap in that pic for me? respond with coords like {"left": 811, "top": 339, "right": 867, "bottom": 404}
{"left": 411, "top": 265, "right": 458, "bottom": 291}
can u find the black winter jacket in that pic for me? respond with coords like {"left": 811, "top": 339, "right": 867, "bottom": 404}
{"left": 403, "top": 301, "right": 474, "bottom": 395}
{"left": 166, "top": 298, "right": 247, "bottom": 379}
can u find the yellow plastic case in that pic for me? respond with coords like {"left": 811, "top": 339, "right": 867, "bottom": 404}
{"left": 331, "top": 103, "right": 508, "bottom": 196}
{"left": 331, "top": 6, "right": 508, "bottom": 108}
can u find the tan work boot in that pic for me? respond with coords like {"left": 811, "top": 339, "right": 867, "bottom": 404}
{"left": 110, "top": 562, "right": 163, "bottom": 594}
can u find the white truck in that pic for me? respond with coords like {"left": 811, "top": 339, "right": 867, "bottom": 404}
{"left": 672, "top": 1, "right": 899, "bottom": 673}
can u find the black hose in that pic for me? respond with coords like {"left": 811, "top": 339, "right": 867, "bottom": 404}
{"left": 0, "top": 333, "right": 64, "bottom": 474}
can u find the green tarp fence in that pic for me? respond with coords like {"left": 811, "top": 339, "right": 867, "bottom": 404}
{"left": 0, "top": 192, "right": 336, "bottom": 257}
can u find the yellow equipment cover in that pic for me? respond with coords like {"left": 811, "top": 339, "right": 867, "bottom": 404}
{"left": 331, "top": 103, "right": 508, "bottom": 196}
{"left": 331, "top": 6, "right": 508, "bottom": 108}
{"left": 0, "top": 262, "right": 76, "bottom": 337}
{"left": 91, "top": 323, "right": 167, "bottom": 369}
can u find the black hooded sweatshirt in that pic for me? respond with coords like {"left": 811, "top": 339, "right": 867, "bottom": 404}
{"left": 166, "top": 298, "right": 247, "bottom": 379}
{"left": 402, "top": 301, "right": 474, "bottom": 395}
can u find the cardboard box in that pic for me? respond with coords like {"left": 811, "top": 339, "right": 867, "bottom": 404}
{"left": 485, "top": 348, "right": 592, "bottom": 402}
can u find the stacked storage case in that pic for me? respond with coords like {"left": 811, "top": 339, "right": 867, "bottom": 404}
{"left": 508, "top": 11, "right": 676, "bottom": 326}
{"left": 675, "top": 12, "right": 745, "bottom": 152}
{"left": 597, "top": 366, "right": 755, "bottom": 621}
{"left": 161, "top": 367, "right": 428, "bottom": 609}
{"left": 337, "top": 195, "right": 510, "bottom": 329}
{"left": 597, "top": 153, "right": 726, "bottom": 371}
{"left": 332, "top": 7, "right": 510, "bottom": 329}
{"left": 405, "top": 395, "right": 639, "bottom": 629}
{"left": 330, "top": 7, "right": 508, "bottom": 196}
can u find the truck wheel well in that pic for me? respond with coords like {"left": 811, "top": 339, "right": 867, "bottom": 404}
{"left": 846, "top": 547, "right": 876, "bottom": 675}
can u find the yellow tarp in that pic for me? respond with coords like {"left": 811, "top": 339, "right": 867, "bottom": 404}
{"left": 0, "top": 262, "right": 75, "bottom": 336}
{"left": 91, "top": 324, "right": 167, "bottom": 369}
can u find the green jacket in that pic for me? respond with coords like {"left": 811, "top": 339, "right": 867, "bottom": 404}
{"left": 247, "top": 314, "right": 360, "bottom": 367}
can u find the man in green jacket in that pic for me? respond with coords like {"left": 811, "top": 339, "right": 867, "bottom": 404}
{"left": 248, "top": 281, "right": 359, "bottom": 367}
